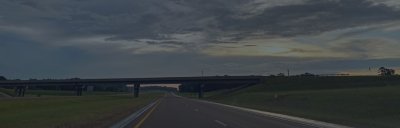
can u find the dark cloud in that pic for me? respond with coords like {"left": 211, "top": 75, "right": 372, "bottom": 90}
{"left": 219, "top": 0, "right": 400, "bottom": 37}
{"left": 1, "top": 0, "right": 400, "bottom": 78}
{"left": 215, "top": 41, "right": 239, "bottom": 44}
{"left": 243, "top": 45, "right": 257, "bottom": 47}
{"left": 0, "top": 32, "right": 93, "bottom": 78}
{"left": 2, "top": 0, "right": 398, "bottom": 43}
{"left": 278, "top": 48, "right": 322, "bottom": 54}
{"left": 330, "top": 38, "right": 397, "bottom": 58}
{"left": 329, "top": 21, "right": 400, "bottom": 41}
{"left": 146, "top": 41, "right": 185, "bottom": 46}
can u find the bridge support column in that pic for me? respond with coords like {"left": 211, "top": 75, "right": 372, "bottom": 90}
{"left": 14, "top": 86, "right": 26, "bottom": 97}
{"left": 134, "top": 83, "right": 140, "bottom": 98}
{"left": 198, "top": 84, "right": 204, "bottom": 99}
{"left": 75, "top": 85, "right": 83, "bottom": 96}
{"left": 22, "top": 86, "right": 26, "bottom": 97}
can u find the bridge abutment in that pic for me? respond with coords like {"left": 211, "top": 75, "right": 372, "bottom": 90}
{"left": 198, "top": 84, "right": 204, "bottom": 98}
{"left": 75, "top": 85, "right": 83, "bottom": 96}
{"left": 14, "top": 86, "right": 26, "bottom": 97}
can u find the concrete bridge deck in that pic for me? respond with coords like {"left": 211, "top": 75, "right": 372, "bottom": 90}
{"left": 0, "top": 76, "right": 264, "bottom": 98}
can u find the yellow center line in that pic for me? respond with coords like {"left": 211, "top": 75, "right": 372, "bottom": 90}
{"left": 133, "top": 100, "right": 161, "bottom": 128}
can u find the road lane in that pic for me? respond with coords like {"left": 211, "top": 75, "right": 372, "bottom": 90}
{"left": 133, "top": 93, "right": 317, "bottom": 128}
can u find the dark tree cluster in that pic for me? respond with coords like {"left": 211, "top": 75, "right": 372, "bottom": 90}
{"left": 269, "top": 73, "right": 286, "bottom": 77}
{"left": 378, "top": 67, "right": 396, "bottom": 76}
{"left": 0, "top": 76, "right": 6, "bottom": 80}
{"left": 299, "top": 72, "right": 318, "bottom": 77}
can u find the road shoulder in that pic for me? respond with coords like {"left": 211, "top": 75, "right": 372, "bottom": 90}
{"left": 173, "top": 93, "right": 352, "bottom": 128}
{"left": 110, "top": 99, "right": 161, "bottom": 128}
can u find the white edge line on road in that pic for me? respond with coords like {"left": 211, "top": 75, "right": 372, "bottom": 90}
{"left": 172, "top": 93, "right": 352, "bottom": 128}
{"left": 214, "top": 120, "right": 228, "bottom": 127}
{"left": 0, "top": 92, "right": 12, "bottom": 98}
{"left": 110, "top": 99, "right": 160, "bottom": 128}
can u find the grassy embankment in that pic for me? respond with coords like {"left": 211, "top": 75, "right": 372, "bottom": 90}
{"left": 0, "top": 88, "right": 15, "bottom": 97}
{"left": 0, "top": 93, "right": 162, "bottom": 128}
{"left": 181, "top": 76, "right": 400, "bottom": 128}
{"left": 0, "top": 88, "right": 127, "bottom": 97}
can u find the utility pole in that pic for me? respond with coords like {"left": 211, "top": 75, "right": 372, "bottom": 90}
{"left": 287, "top": 69, "right": 290, "bottom": 77}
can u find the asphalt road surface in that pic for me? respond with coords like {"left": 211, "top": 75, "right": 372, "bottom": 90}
{"left": 130, "top": 93, "right": 318, "bottom": 128}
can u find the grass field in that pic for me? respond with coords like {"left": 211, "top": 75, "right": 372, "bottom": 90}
{"left": 0, "top": 93, "right": 162, "bottom": 128}
{"left": 0, "top": 88, "right": 15, "bottom": 96}
{"left": 256, "top": 76, "right": 400, "bottom": 91}
{"left": 181, "top": 76, "right": 400, "bottom": 128}
{"left": 0, "top": 88, "right": 128, "bottom": 97}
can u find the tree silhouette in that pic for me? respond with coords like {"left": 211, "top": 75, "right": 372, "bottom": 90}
{"left": 378, "top": 67, "right": 395, "bottom": 76}
{"left": 0, "top": 76, "right": 6, "bottom": 80}
{"left": 300, "top": 72, "right": 316, "bottom": 77}
{"left": 277, "top": 73, "right": 285, "bottom": 77}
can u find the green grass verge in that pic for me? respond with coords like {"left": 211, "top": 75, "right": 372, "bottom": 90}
{"left": 0, "top": 88, "right": 15, "bottom": 97}
{"left": 202, "top": 85, "right": 400, "bottom": 128}
{"left": 0, "top": 93, "right": 162, "bottom": 128}
{"left": 26, "top": 90, "right": 128, "bottom": 96}
{"left": 257, "top": 76, "right": 400, "bottom": 91}
{"left": 0, "top": 88, "right": 128, "bottom": 97}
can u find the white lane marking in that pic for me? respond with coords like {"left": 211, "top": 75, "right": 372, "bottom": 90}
{"left": 214, "top": 120, "right": 227, "bottom": 127}
{"left": 197, "top": 100, "right": 352, "bottom": 128}
{"left": 110, "top": 99, "right": 160, "bottom": 128}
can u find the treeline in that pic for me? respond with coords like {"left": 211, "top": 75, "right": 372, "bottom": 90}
{"left": 255, "top": 76, "right": 400, "bottom": 92}
{"left": 0, "top": 76, "right": 6, "bottom": 80}
{"left": 1, "top": 84, "right": 129, "bottom": 92}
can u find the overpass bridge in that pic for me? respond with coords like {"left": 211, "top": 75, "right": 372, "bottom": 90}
{"left": 0, "top": 76, "right": 263, "bottom": 98}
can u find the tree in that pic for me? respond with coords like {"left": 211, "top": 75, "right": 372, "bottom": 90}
{"left": 277, "top": 73, "right": 285, "bottom": 77}
{"left": 378, "top": 67, "right": 395, "bottom": 76}
{"left": 0, "top": 76, "right": 6, "bottom": 81}
{"left": 300, "top": 72, "right": 316, "bottom": 77}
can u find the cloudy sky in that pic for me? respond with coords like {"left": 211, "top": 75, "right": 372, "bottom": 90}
{"left": 1, "top": 0, "right": 400, "bottom": 79}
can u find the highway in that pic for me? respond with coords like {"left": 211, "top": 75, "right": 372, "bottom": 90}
{"left": 128, "top": 93, "right": 318, "bottom": 128}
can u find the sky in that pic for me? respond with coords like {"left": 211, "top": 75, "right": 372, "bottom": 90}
{"left": 1, "top": 0, "right": 400, "bottom": 79}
